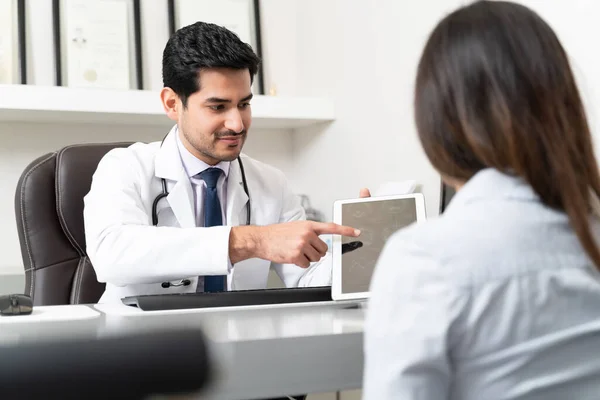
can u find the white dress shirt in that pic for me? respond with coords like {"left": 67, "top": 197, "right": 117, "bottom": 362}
{"left": 175, "top": 130, "right": 230, "bottom": 227}
{"left": 363, "top": 168, "right": 600, "bottom": 400}
{"left": 175, "top": 130, "right": 234, "bottom": 284}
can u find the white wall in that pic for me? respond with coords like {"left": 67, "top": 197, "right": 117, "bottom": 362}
{"left": 270, "top": 0, "right": 467, "bottom": 221}
{"left": 279, "top": 0, "right": 600, "bottom": 222}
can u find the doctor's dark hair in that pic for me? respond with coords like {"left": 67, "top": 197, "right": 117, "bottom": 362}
{"left": 162, "top": 21, "right": 260, "bottom": 107}
{"left": 415, "top": 1, "right": 600, "bottom": 270}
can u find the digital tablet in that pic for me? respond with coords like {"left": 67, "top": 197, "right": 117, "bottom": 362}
{"left": 332, "top": 193, "right": 426, "bottom": 301}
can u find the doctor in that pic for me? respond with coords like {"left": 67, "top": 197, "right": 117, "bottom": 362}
{"left": 83, "top": 21, "right": 361, "bottom": 304}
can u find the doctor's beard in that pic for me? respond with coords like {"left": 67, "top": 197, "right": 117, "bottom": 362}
{"left": 184, "top": 128, "right": 247, "bottom": 163}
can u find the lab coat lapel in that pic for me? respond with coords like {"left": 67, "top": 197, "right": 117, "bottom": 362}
{"left": 227, "top": 158, "right": 249, "bottom": 226}
{"left": 166, "top": 173, "right": 196, "bottom": 228}
{"left": 154, "top": 126, "right": 196, "bottom": 228}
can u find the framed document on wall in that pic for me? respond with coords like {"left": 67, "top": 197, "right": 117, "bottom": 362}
{"left": 168, "top": 0, "right": 265, "bottom": 94}
{"left": 53, "top": 0, "right": 143, "bottom": 89}
{"left": 0, "top": 0, "right": 26, "bottom": 84}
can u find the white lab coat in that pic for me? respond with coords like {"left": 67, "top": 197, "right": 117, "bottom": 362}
{"left": 84, "top": 126, "right": 332, "bottom": 303}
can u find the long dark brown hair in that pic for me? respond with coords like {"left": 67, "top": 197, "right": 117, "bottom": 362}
{"left": 415, "top": 0, "right": 600, "bottom": 270}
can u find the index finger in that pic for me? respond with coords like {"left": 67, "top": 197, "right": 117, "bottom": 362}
{"left": 311, "top": 222, "right": 360, "bottom": 237}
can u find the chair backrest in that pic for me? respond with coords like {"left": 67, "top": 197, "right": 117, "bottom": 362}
{"left": 14, "top": 142, "right": 133, "bottom": 305}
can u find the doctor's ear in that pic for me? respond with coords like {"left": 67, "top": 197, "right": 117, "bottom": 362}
{"left": 160, "top": 87, "right": 181, "bottom": 122}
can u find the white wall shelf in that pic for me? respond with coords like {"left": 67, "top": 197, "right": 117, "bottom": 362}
{"left": 0, "top": 85, "right": 335, "bottom": 129}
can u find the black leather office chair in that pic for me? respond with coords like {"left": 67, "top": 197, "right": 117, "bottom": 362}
{"left": 14, "top": 142, "right": 133, "bottom": 305}
{"left": 0, "top": 328, "right": 212, "bottom": 399}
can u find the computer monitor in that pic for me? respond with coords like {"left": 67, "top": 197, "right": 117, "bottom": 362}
{"left": 439, "top": 181, "right": 456, "bottom": 214}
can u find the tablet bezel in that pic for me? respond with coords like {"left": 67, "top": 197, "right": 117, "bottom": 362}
{"left": 331, "top": 193, "right": 426, "bottom": 301}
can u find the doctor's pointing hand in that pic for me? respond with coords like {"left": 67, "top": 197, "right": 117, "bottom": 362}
{"left": 229, "top": 221, "right": 361, "bottom": 268}
{"left": 83, "top": 21, "right": 363, "bottom": 303}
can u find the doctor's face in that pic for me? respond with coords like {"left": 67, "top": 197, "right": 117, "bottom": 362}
{"left": 162, "top": 68, "right": 253, "bottom": 165}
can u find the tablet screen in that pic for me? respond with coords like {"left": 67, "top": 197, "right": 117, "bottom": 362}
{"left": 341, "top": 198, "right": 417, "bottom": 294}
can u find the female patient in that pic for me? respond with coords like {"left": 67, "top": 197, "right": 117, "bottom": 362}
{"left": 363, "top": 1, "right": 600, "bottom": 399}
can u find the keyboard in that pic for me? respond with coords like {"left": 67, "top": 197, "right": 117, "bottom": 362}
{"left": 121, "top": 286, "right": 333, "bottom": 311}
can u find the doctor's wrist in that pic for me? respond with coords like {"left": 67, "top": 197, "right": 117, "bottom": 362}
{"left": 229, "top": 226, "right": 261, "bottom": 264}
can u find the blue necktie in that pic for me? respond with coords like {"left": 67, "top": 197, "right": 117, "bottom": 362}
{"left": 198, "top": 168, "right": 226, "bottom": 293}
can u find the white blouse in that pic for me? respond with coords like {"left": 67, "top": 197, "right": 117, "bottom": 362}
{"left": 363, "top": 169, "right": 600, "bottom": 400}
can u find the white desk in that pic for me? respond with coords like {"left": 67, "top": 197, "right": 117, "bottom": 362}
{"left": 0, "top": 301, "right": 366, "bottom": 399}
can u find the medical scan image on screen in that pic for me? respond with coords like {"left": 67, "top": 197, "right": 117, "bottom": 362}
{"left": 341, "top": 198, "right": 417, "bottom": 294}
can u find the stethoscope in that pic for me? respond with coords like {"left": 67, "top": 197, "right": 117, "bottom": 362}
{"left": 151, "top": 156, "right": 251, "bottom": 226}
{"left": 153, "top": 132, "right": 252, "bottom": 288}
